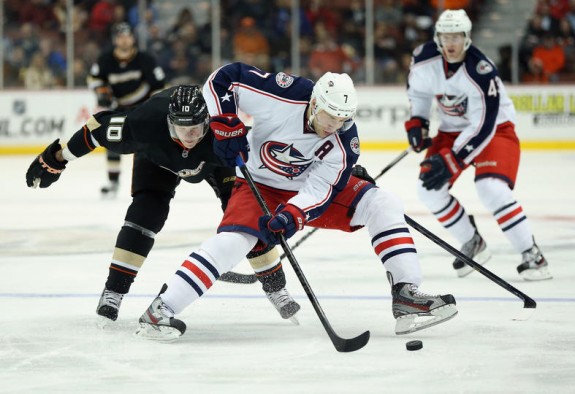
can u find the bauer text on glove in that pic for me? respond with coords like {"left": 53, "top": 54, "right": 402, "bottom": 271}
{"left": 210, "top": 113, "right": 249, "bottom": 167}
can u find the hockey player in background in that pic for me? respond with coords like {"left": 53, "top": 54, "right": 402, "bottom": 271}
{"left": 25, "top": 85, "right": 300, "bottom": 325}
{"left": 135, "top": 63, "right": 458, "bottom": 341}
{"left": 87, "top": 22, "right": 166, "bottom": 197}
{"left": 404, "top": 9, "right": 551, "bottom": 281}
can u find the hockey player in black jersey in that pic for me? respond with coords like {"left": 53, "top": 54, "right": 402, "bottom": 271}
{"left": 87, "top": 22, "right": 166, "bottom": 197}
{"left": 26, "top": 85, "right": 300, "bottom": 325}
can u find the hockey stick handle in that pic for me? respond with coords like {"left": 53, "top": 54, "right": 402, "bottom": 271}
{"left": 373, "top": 146, "right": 411, "bottom": 180}
{"left": 280, "top": 147, "right": 412, "bottom": 260}
{"left": 236, "top": 156, "right": 370, "bottom": 352}
{"left": 404, "top": 215, "right": 537, "bottom": 309}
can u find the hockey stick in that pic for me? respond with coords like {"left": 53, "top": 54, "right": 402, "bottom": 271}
{"left": 236, "top": 156, "right": 370, "bottom": 352}
{"left": 218, "top": 271, "right": 258, "bottom": 284}
{"left": 404, "top": 214, "right": 537, "bottom": 316}
{"left": 280, "top": 147, "right": 412, "bottom": 260}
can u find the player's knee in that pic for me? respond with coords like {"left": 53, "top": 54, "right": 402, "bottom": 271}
{"left": 416, "top": 181, "right": 450, "bottom": 211}
{"left": 475, "top": 178, "right": 515, "bottom": 212}
{"left": 125, "top": 191, "right": 172, "bottom": 233}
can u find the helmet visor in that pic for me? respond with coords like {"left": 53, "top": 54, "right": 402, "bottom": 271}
{"left": 168, "top": 118, "right": 207, "bottom": 148}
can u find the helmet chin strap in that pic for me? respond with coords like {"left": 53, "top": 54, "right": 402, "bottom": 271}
{"left": 306, "top": 103, "right": 318, "bottom": 132}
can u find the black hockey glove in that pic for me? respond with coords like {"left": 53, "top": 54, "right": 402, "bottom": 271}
{"left": 351, "top": 164, "right": 376, "bottom": 184}
{"left": 419, "top": 148, "right": 464, "bottom": 190}
{"left": 405, "top": 116, "right": 432, "bottom": 153}
{"left": 26, "top": 139, "right": 68, "bottom": 188}
{"left": 95, "top": 86, "right": 118, "bottom": 109}
{"left": 258, "top": 204, "right": 306, "bottom": 246}
{"left": 210, "top": 113, "right": 249, "bottom": 167}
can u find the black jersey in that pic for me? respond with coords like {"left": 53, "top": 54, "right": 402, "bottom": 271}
{"left": 66, "top": 87, "right": 225, "bottom": 184}
{"left": 87, "top": 49, "right": 166, "bottom": 108}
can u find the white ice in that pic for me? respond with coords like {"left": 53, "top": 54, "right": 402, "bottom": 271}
{"left": 1, "top": 151, "right": 574, "bottom": 394}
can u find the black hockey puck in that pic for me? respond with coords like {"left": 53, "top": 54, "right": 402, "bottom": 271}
{"left": 406, "top": 340, "right": 423, "bottom": 351}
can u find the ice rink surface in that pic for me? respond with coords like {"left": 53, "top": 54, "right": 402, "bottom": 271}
{"left": 1, "top": 150, "right": 574, "bottom": 394}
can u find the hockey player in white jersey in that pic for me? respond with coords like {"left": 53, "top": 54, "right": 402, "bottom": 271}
{"left": 405, "top": 9, "right": 551, "bottom": 281}
{"left": 135, "top": 63, "right": 458, "bottom": 340}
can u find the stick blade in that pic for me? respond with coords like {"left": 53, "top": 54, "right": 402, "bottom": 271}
{"left": 218, "top": 272, "right": 258, "bottom": 284}
{"left": 332, "top": 330, "right": 371, "bottom": 353}
{"left": 513, "top": 298, "right": 537, "bottom": 321}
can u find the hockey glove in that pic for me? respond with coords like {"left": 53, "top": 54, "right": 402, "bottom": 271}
{"left": 351, "top": 164, "right": 376, "bottom": 184}
{"left": 95, "top": 86, "right": 118, "bottom": 109}
{"left": 405, "top": 117, "right": 432, "bottom": 153}
{"left": 26, "top": 139, "right": 68, "bottom": 188}
{"left": 258, "top": 204, "right": 306, "bottom": 246}
{"left": 419, "top": 148, "right": 464, "bottom": 190}
{"left": 210, "top": 113, "right": 249, "bottom": 167}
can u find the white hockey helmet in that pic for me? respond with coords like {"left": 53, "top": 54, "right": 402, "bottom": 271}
{"left": 434, "top": 9, "right": 472, "bottom": 51}
{"left": 311, "top": 72, "right": 358, "bottom": 119}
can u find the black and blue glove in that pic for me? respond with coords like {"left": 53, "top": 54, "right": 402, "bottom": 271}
{"left": 258, "top": 204, "right": 306, "bottom": 245}
{"left": 210, "top": 113, "right": 249, "bottom": 167}
{"left": 419, "top": 148, "right": 464, "bottom": 190}
{"left": 405, "top": 116, "right": 432, "bottom": 153}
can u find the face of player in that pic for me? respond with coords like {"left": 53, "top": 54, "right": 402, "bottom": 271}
{"left": 114, "top": 33, "right": 135, "bottom": 52}
{"left": 173, "top": 123, "right": 206, "bottom": 149}
{"left": 439, "top": 32, "right": 466, "bottom": 63}
{"left": 312, "top": 109, "right": 350, "bottom": 138}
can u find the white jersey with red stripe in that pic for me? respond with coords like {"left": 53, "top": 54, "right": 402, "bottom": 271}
{"left": 203, "top": 62, "right": 360, "bottom": 221}
{"left": 407, "top": 42, "right": 516, "bottom": 164}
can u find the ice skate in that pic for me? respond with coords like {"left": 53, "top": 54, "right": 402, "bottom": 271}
{"left": 452, "top": 217, "right": 491, "bottom": 277}
{"left": 517, "top": 242, "right": 552, "bottom": 281}
{"left": 136, "top": 284, "right": 186, "bottom": 341}
{"left": 392, "top": 282, "right": 458, "bottom": 335}
{"left": 100, "top": 180, "right": 119, "bottom": 197}
{"left": 96, "top": 288, "right": 124, "bottom": 326}
{"left": 266, "top": 288, "right": 300, "bottom": 325}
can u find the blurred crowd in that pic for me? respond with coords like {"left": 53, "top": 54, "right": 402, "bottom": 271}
{"left": 518, "top": 0, "right": 575, "bottom": 83}
{"left": 8, "top": 0, "right": 575, "bottom": 90}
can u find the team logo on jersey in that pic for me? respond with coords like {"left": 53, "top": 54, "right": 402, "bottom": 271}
{"left": 350, "top": 137, "right": 360, "bottom": 154}
{"left": 436, "top": 94, "right": 468, "bottom": 117}
{"left": 160, "top": 161, "right": 206, "bottom": 178}
{"left": 275, "top": 72, "right": 294, "bottom": 88}
{"left": 259, "top": 141, "right": 313, "bottom": 179}
{"left": 476, "top": 60, "right": 493, "bottom": 75}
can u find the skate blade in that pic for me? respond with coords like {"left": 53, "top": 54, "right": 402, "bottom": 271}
{"left": 520, "top": 266, "right": 552, "bottom": 281}
{"left": 135, "top": 323, "right": 183, "bottom": 342}
{"left": 96, "top": 315, "right": 115, "bottom": 329}
{"left": 395, "top": 304, "right": 458, "bottom": 335}
{"left": 456, "top": 250, "right": 491, "bottom": 278}
{"left": 288, "top": 315, "right": 300, "bottom": 326}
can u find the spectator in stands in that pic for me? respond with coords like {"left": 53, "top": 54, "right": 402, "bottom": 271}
{"left": 167, "top": 7, "right": 195, "bottom": 43}
{"left": 19, "top": 0, "right": 56, "bottom": 30}
{"left": 305, "top": 0, "right": 340, "bottom": 36}
{"left": 526, "top": 33, "right": 566, "bottom": 82}
{"left": 23, "top": 51, "right": 57, "bottom": 89}
{"left": 4, "top": 46, "right": 26, "bottom": 88}
{"left": 233, "top": 16, "right": 270, "bottom": 70}
{"left": 307, "top": 21, "right": 352, "bottom": 80}
{"left": 89, "top": 0, "right": 117, "bottom": 43}
{"left": 497, "top": 45, "right": 513, "bottom": 83}
{"left": 373, "top": 21, "right": 400, "bottom": 83}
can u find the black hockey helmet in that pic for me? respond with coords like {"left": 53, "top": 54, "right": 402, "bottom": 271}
{"left": 168, "top": 85, "right": 208, "bottom": 126}
{"left": 112, "top": 22, "right": 133, "bottom": 39}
